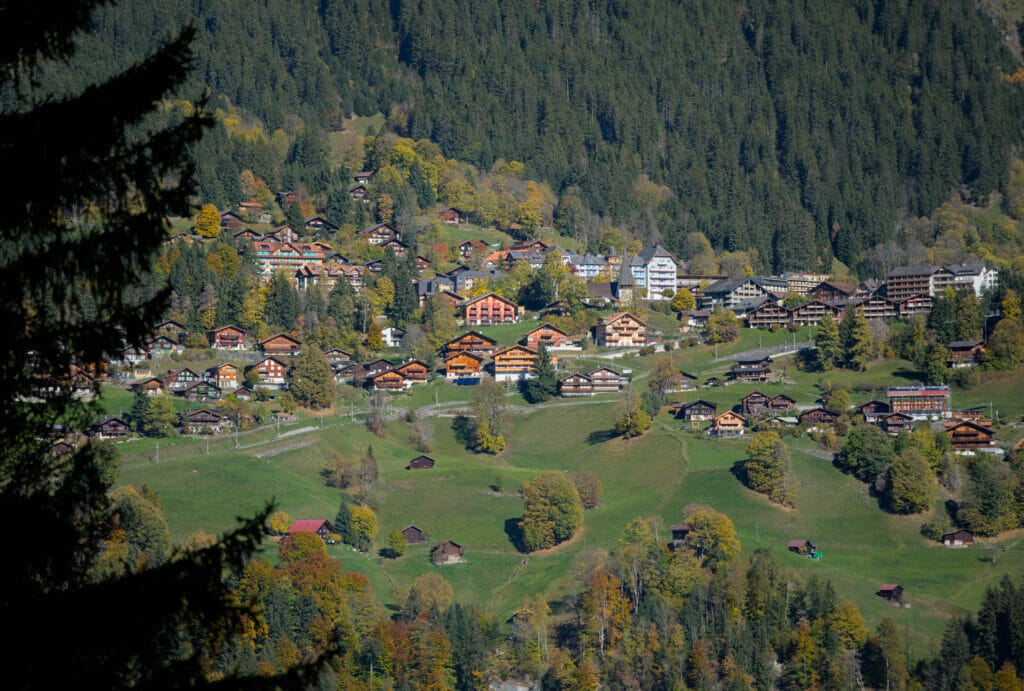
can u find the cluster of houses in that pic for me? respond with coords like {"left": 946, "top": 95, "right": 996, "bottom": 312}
{"left": 669, "top": 373, "right": 1001, "bottom": 453}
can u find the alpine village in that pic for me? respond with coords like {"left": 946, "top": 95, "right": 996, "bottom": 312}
{"left": 11, "top": 1, "right": 1024, "bottom": 690}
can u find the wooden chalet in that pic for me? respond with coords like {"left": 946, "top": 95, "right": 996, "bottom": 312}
{"left": 146, "top": 335, "right": 180, "bottom": 357}
{"left": 234, "top": 386, "right": 254, "bottom": 401}
{"left": 945, "top": 420, "right": 996, "bottom": 453}
{"left": 220, "top": 210, "right": 245, "bottom": 228}
{"left": 206, "top": 363, "right": 239, "bottom": 389}
{"left": 394, "top": 360, "right": 429, "bottom": 382}
{"left": 668, "top": 524, "right": 691, "bottom": 550}
{"left": 948, "top": 340, "right": 985, "bottom": 368}
{"left": 444, "top": 331, "right": 499, "bottom": 357}
{"left": 459, "top": 239, "right": 488, "bottom": 259}
{"left": 787, "top": 539, "right": 817, "bottom": 556}
{"left": 250, "top": 357, "right": 287, "bottom": 386}
{"left": 325, "top": 349, "right": 352, "bottom": 366}
{"left": 492, "top": 344, "right": 554, "bottom": 381}
{"left": 741, "top": 391, "right": 770, "bottom": 417}
{"left": 181, "top": 380, "right": 222, "bottom": 402}
{"left": 155, "top": 320, "right": 186, "bottom": 340}
{"left": 858, "top": 400, "right": 890, "bottom": 425}
{"left": 164, "top": 368, "right": 201, "bottom": 390}
{"left": 408, "top": 455, "right": 435, "bottom": 470}
{"left": 678, "top": 372, "right": 699, "bottom": 391}
{"left": 259, "top": 333, "right": 301, "bottom": 355}
{"left": 207, "top": 325, "right": 247, "bottom": 350}
{"left": 730, "top": 355, "right": 772, "bottom": 382}
{"left": 287, "top": 519, "right": 334, "bottom": 540}
{"left": 349, "top": 184, "right": 369, "bottom": 201}
{"left": 810, "top": 281, "right": 856, "bottom": 302}
{"left": 359, "top": 223, "right": 400, "bottom": 246}
{"left": 133, "top": 377, "right": 164, "bottom": 396}
{"left": 444, "top": 352, "right": 484, "bottom": 379}
{"left": 233, "top": 227, "right": 262, "bottom": 241}
{"left": 461, "top": 292, "right": 519, "bottom": 326}
{"left": 401, "top": 525, "right": 424, "bottom": 544}
{"left": 558, "top": 373, "right": 593, "bottom": 397}
{"left": 942, "top": 529, "right": 974, "bottom": 548}
{"left": 51, "top": 440, "right": 77, "bottom": 457}
{"left": 790, "top": 300, "right": 842, "bottom": 327}
{"left": 878, "top": 412, "right": 914, "bottom": 434}
{"left": 367, "top": 368, "right": 408, "bottom": 391}
{"left": 523, "top": 323, "right": 569, "bottom": 350}
{"left": 182, "top": 408, "right": 226, "bottom": 433}
{"left": 587, "top": 367, "right": 623, "bottom": 393}
{"left": 767, "top": 394, "right": 796, "bottom": 413}
{"left": 798, "top": 408, "right": 838, "bottom": 429}
{"left": 413, "top": 256, "right": 432, "bottom": 274}
{"left": 888, "top": 386, "right": 950, "bottom": 419}
{"left": 431, "top": 540, "right": 463, "bottom": 565}
{"left": 595, "top": 312, "right": 646, "bottom": 348}
{"left": 382, "top": 238, "right": 409, "bottom": 257}
{"left": 304, "top": 216, "right": 339, "bottom": 235}
{"left": 334, "top": 362, "right": 365, "bottom": 383}
{"left": 705, "top": 376, "right": 724, "bottom": 388}
{"left": 709, "top": 410, "right": 746, "bottom": 437}
{"left": 363, "top": 359, "right": 394, "bottom": 377}
{"left": 353, "top": 171, "right": 375, "bottom": 184}
{"left": 746, "top": 300, "right": 792, "bottom": 329}
{"left": 89, "top": 417, "right": 129, "bottom": 439}
{"left": 876, "top": 584, "right": 903, "bottom": 605}
{"left": 264, "top": 224, "right": 299, "bottom": 242}
{"left": 672, "top": 400, "right": 717, "bottom": 421}
{"left": 440, "top": 207, "right": 463, "bottom": 224}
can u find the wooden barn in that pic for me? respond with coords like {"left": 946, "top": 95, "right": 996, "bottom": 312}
{"left": 787, "top": 539, "right": 817, "bottom": 556}
{"left": 942, "top": 529, "right": 974, "bottom": 547}
{"left": 876, "top": 584, "right": 904, "bottom": 605}
{"left": 408, "top": 455, "right": 436, "bottom": 470}
{"left": 401, "top": 525, "right": 424, "bottom": 544}
{"left": 431, "top": 540, "right": 464, "bottom": 565}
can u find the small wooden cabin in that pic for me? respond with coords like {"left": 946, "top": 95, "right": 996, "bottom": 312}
{"left": 787, "top": 539, "right": 817, "bottom": 556}
{"left": 878, "top": 412, "right": 914, "bottom": 434}
{"left": 741, "top": 391, "right": 770, "bottom": 416}
{"left": 408, "top": 455, "right": 436, "bottom": 470}
{"left": 559, "top": 373, "right": 593, "bottom": 397}
{"left": 259, "top": 333, "right": 302, "bottom": 355}
{"left": 798, "top": 408, "right": 838, "bottom": 429}
{"left": 876, "top": 584, "right": 904, "bottom": 604}
{"left": 942, "top": 529, "right": 974, "bottom": 548}
{"left": 431, "top": 540, "right": 463, "bottom": 565}
{"left": 89, "top": 417, "right": 129, "bottom": 439}
{"left": 709, "top": 411, "right": 746, "bottom": 437}
{"left": 587, "top": 367, "right": 623, "bottom": 393}
{"left": 401, "top": 525, "right": 424, "bottom": 544}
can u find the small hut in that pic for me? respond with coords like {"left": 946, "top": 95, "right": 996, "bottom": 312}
{"left": 941, "top": 529, "right": 974, "bottom": 548}
{"left": 787, "top": 539, "right": 817, "bottom": 556}
{"left": 431, "top": 540, "right": 463, "bottom": 565}
{"left": 876, "top": 584, "right": 904, "bottom": 605}
{"left": 401, "top": 525, "right": 424, "bottom": 544}
{"left": 408, "top": 455, "right": 436, "bottom": 470}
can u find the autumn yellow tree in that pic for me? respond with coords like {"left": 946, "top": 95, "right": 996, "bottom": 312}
{"left": 581, "top": 567, "right": 631, "bottom": 656}
{"left": 195, "top": 203, "right": 221, "bottom": 238}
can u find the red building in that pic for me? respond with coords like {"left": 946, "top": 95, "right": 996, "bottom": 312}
{"left": 460, "top": 292, "right": 519, "bottom": 326}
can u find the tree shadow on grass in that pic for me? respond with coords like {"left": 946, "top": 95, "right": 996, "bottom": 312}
{"left": 729, "top": 460, "right": 750, "bottom": 490}
{"left": 453, "top": 414, "right": 474, "bottom": 449}
{"left": 504, "top": 517, "right": 527, "bottom": 553}
{"left": 587, "top": 429, "right": 617, "bottom": 445}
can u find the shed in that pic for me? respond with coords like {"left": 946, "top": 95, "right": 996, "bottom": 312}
{"left": 876, "top": 584, "right": 904, "bottom": 604}
{"left": 941, "top": 529, "right": 974, "bottom": 547}
{"left": 401, "top": 525, "right": 424, "bottom": 544}
{"left": 668, "top": 524, "right": 690, "bottom": 549}
{"left": 431, "top": 540, "right": 463, "bottom": 565}
{"left": 408, "top": 455, "right": 436, "bottom": 470}
{"left": 787, "top": 539, "right": 816, "bottom": 556}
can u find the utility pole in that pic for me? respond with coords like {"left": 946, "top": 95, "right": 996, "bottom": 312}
{"left": 155, "top": 441, "right": 159, "bottom": 464}
{"left": 276, "top": 415, "right": 281, "bottom": 437}
{"left": 206, "top": 436, "right": 209, "bottom": 456}
{"left": 235, "top": 412, "right": 239, "bottom": 448}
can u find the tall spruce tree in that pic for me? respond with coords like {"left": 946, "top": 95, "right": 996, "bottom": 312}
{"left": 526, "top": 343, "right": 558, "bottom": 403}
{"left": 0, "top": 5, "right": 323, "bottom": 687}
{"left": 814, "top": 312, "right": 841, "bottom": 371}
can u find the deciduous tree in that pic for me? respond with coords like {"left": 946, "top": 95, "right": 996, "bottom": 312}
{"left": 195, "top": 203, "right": 221, "bottom": 237}
{"left": 520, "top": 471, "right": 583, "bottom": 552}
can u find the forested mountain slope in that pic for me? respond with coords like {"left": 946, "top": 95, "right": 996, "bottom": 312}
{"left": 48, "top": 0, "right": 1024, "bottom": 273}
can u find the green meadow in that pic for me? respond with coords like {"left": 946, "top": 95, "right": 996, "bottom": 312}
{"left": 115, "top": 327, "right": 1024, "bottom": 655}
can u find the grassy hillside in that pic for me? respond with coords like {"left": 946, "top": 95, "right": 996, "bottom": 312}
{"left": 115, "top": 327, "right": 1024, "bottom": 655}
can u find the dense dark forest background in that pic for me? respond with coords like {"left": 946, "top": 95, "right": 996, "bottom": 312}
{"left": 19, "top": 0, "right": 1021, "bottom": 273}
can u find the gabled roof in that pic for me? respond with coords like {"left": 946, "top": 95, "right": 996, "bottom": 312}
{"left": 444, "top": 350, "right": 484, "bottom": 363}
{"left": 635, "top": 244, "right": 676, "bottom": 264}
{"left": 460, "top": 291, "right": 517, "bottom": 308}
{"left": 559, "top": 372, "right": 592, "bottom": 382}
{"left": 787, "top": 539, "right": 813, "bottom": 548}
{"left": 676, "top": 399, "right": 717, "bottom": 410}
{"left": 92, "top": 416, "right": 128, "bottom": 427}
{"left": 287, "top": 519, "right": 330, "bottom": 534}
{"left": 888, "top": 265, "right": 939, "bottom": 278}
{"left": 525, "top": 323, "right": 568, "bottom": 337}
{"left": 208, "top": 324, "right": 247, "bottom": 335}
{"left": 948, "top": 340, "right": 984, "bottom": 349}
{"left": 599, "top": 311, "right": 646, "bottom": 327}
{"left": 587, "top": 366, "right": 621, "bottom": 376}
{"left": 259, "top": 333, "right": 301, "bottom": 346}
{"left": 492, "top": 344, "right": 538, "bottom": 358}
{"left": 446, "top": 331, "right": 498, "bottom": 346}
{"left": 769, "top": 393, "right": 796, "bottom": 403}
{"left": 360, "top": 222, "right": 397, "bottom": 235}
{"left": 185, "top": 408, "right": 221, "bottom": 420}
{"left": 253, "top": 356, "right": 287, "bottom": 368}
